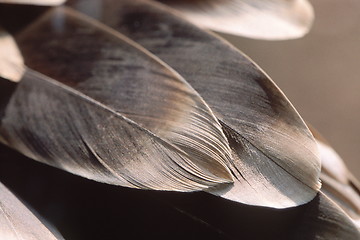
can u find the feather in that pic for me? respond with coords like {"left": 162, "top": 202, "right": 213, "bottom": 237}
{"left": 0, "top": 181, "right": 64, "bottom": 240}
{"left": 0, "top": 7, "right": 234, "bottom": 192}
{"left": 68, "top": 0, "right": 321, "bottom": 208}
{"left": 293, "top": 192, "right": 360, "bottom": 239}
{"left": 163, "top": 191, "right": 360, "bottom": 240}
{"left": 155, "top": 0, "right": 314, "bottom": 40}
{"left": 310, "top": 126, "right": 360, "bottom": 228}
{"left": 0, "top": 28, "right": 24, "bottom": 82}
{"left": 0, "top": 0, "right": 65, "bottom": 5}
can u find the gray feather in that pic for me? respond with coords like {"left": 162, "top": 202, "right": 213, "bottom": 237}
{"left": 68, "top": 0, "right": 321, "bottom": 208}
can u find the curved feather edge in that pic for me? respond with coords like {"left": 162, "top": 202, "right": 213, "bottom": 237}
{"left": 0, "top": 182, "right": 64, "bottom": 240}
{"left": 67, "top": 0, "right": 321, "bottom": 208}
{"left": 309, "top": 125, "right": 360, "bottom": 229}
{"left": 0, "top": 7, "right": 235, "bottom": 192}
{"left": 156, "top": 0, "right": 314, "bottom": 40}
{"left": 0, "top": 69, "right": 230, "bottom": 191}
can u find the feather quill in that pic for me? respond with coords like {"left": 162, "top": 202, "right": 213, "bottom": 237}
{"left": 68, "top": 0, "right": 321, "bottom": 208}
{"left": 0, "top": 7, "right": 234, "bottom": 191}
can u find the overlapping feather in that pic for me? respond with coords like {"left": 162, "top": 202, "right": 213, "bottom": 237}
{"left": 0, "top": 0, "right": 314, "bottom": 40}
{"left": 0, "top": 0, "right": 322, "bottom": 208}
{"left": 67, "top": 0, "right": 321, "bottom": 208}
{"left": 0, "top": 8, "right": 234, "bottom": 192}
{"left": 0, "top": 0, "right": 359, "bottom": 238}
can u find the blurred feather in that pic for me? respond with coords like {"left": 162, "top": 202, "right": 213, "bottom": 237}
{"left": 0, "top": 28, "right": 24, "bottom": 82}
{"left": 310, "top": 126, "right": 360, "bottom": 228}
{"left": 0, "top": 0, "right": 65, "bottom": 5}
{"left": 0, "top": 181, "right": 64, "bottom": 240}
{"left": 0, "top": 0, "right": 314, "bottom": 39}
{"left": 68, "top": 0, "right": 321, "bottom": 208}
{"left": 0, "top": 7, "right": 234, "bottom": 192}
{"left": 156, "top": 0, "right": 314, "bottom": 40}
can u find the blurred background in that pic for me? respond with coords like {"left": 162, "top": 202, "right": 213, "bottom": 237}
{"left": 222, "top": 0, "right": 360, "bottom": 179}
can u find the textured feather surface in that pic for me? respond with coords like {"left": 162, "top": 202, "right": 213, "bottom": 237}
{"left": 0, "top": 182, "right": 63, "bottom": 240}
{"left": 310, "top": 126, "right": 360, "bottom": 228}
{"left": 0, "top": 29, "right": 24, "bottom": 82}
{"left": 156, "top": 0, "right": 314, "bottom": 40}
{"left": 68, "top": 0, "right": 321, "bottom": 208}
{"left": 0, "top": 7, "right": 234, "bottom": 191}
{"left": 0, "top": 145, "right": 359, "bottom": 239}
{"left": 0, "top": 0, "right": 65, "bottom": 5}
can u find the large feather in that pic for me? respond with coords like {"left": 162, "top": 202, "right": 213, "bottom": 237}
{"left": 68, "top": 0, "right": 321, "bottom": 208}
{"left": 0, "top": 181, "right": 64, "bottom": 240}
{"left": 156, "top": 0, "right": 314, "bottom": 40}
{"left": 310, "top": 126, "right": 360, "bottom": 228}
{"left": 0, "top": 7, "right": 234, "bottom": 192}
